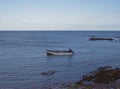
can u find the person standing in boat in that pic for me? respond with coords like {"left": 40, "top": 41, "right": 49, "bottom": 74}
{"left": 68, "top": 49, "right": 73, "bottom": 52}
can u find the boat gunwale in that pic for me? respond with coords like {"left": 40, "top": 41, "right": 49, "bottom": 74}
{"left": 46, "top": 49, "right": 74, "bottom": 56}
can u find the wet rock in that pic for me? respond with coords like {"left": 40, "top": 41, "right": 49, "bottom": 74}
{"left": 65, "top": 66, "right": 120, "bottom": 89}
{"left": 0, "top": 40, "right": 4, "bottom": 42}
{"left": 115, "top": 36, "right": 120, "bottom": 38}
{"left": 41, "top": 71, "right": 56, "bottom": 76}
{"left": 78, "top": 66, "right": 120, "bottom": 84}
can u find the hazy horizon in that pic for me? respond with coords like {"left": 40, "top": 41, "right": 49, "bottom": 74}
{"left": 0, "top": 0, "right": 120, "bottom": 30}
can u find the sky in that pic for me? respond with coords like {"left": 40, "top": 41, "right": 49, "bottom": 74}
{"left": 0, "top": 0, "right": 120, "bottom": 30}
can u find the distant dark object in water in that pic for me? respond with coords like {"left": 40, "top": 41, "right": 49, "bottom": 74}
{"left": 89, "top": 37, "right": 113, "bottom": 41}
{"left": 41, "top": 71, "right": 56, "bottom": 76}
{"left": 46, "top": 49, "right": 74, "bottom": 56}
{"left": 0, "top": 40, "right": 4, "bottom": 42}
{"left": 115, "top": 37, "right": 120, "bottom": 38}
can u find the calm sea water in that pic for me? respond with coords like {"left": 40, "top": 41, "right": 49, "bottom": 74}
{"left": 0, "top": 31, "right": 120, "bottom": 89}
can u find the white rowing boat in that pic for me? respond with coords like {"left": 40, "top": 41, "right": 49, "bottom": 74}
{"left": 46, "top": 49, "right": 74, "bottom": 56}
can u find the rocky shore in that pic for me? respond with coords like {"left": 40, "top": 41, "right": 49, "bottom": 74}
{"left": 62, "top": 66, "right": 120, "bottom": 89}
{"left": 40, "top": 66, "right": 120, "bottom": 89}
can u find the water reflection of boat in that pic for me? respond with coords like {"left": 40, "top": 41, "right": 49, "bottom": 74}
{"left": 46, "top": 49, "right": 74, "bottom": 56}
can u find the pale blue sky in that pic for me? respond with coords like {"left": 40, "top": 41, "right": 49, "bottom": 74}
{"left": 0, "top": 0, "right": 120, "bottom": 30}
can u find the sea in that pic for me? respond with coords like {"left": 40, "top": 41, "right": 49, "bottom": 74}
{"left": 0, "top": 31, "right": 120, "bottom": 89}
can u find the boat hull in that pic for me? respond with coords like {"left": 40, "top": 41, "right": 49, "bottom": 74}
{"left": 47, "top": 51, "right": 73, "bottom": 56}
{"left": 89, "top": 37, "right": 113, "bottom": 41}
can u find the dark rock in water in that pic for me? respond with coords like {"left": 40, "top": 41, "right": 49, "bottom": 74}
{"left": 41, "top": 71, "right": 56, "bottom": 76}
{"left": 1, "top": 40, "right": 4, "bottom": 42}
{"left": 115, "top": 37, "right": 120, "bottom": 38}
{"left": 97, "top": 66, "right": 112, "bottom": 71}
{"left": 89, "top": 37, "right": 113, "bottom": 41}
